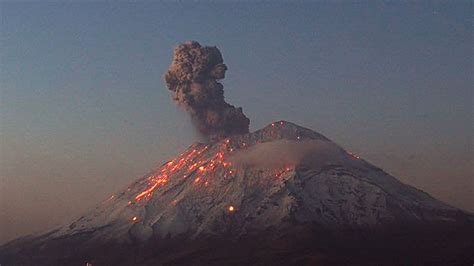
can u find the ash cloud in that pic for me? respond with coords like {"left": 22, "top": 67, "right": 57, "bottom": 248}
{"left": 164, "top": 41, "right": 250, "bottom": 141}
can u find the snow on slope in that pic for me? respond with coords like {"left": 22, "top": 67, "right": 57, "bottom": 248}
{"left": 48, "top": 121, "right": 458, "bottom": 244}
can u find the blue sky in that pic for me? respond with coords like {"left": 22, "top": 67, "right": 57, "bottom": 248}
{"left": 1, "top": 1, "right": 472, "bottom": 243}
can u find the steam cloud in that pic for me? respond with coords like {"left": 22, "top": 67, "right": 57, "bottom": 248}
{"left": 164, "top": 41, "right": 250, "bottom": 141}
{"left": 230, "top": 140, "right": 351, "bottom": 170}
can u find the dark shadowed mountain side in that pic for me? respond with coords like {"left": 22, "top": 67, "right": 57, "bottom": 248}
{"left": 1, "top": 121, "right": 473, "bottom": 265}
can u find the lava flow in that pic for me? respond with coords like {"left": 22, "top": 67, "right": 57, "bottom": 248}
{"left": 134, "top": 139, "right": 236, "bottom": 202}
{"left": 131, "top": 122, "right": 302, "bottom": 204}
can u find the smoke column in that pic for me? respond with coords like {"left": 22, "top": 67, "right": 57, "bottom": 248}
{"left": 164, "top": 41, "right": 250, "bottom": 141}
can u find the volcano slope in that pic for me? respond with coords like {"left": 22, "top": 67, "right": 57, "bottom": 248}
{"left": 1, "top": 121, "right": 473, "bottom": 266}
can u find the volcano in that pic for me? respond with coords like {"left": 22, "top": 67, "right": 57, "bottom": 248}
{"left": 1, "top": 121, "right": 473, "bottom": 265}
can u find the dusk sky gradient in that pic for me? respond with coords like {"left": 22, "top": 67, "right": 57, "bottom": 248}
{"left": 1, "top": 1, "right": 472, "bottom": 243}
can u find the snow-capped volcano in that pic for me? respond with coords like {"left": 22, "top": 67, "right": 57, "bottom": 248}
{"left": 1, "top": 121, "right": 472, "bottom": 266}
{"left": 52, "top": 121, "right": 458, "bottom": 242}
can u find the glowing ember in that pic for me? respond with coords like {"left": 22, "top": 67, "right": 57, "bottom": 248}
{"left": 189, "top": 163, "right": 198, "bottom": 170}
{"left": 132, "top": 216, "right": 138, "bottom": 222}
{"left": 194, "top": 177, "right": 201, "bottom": 183}
{"left": 274, "top": 166, "right": 293, "bottom": 178}
{"left": 199, "top": 166, "right": 205, "bottom": 171}
{"left": 228, "top": 206, "right": 235, "bottom": 212}
{"left": 347, "top": 151, "right": 360, "bottom": 159}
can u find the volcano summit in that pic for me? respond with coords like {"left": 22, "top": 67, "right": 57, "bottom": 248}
{"left": 1, "top": 121, "right": 473, "bottom": 265}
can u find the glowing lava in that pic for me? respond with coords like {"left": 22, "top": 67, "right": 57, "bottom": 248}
{"left": 134, "top": 140, "right": 235, "bottom": 202}
{"left": 132, "top": 128, "right": 296, "bottom": 205}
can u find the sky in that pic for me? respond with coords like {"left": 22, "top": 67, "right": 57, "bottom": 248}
{"left": 0, "top": 1, "right": 472, "bottom": 244}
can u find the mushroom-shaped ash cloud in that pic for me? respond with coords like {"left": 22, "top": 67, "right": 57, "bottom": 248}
{"left": 164, "top": 41, "right": 250, "bottom": 141}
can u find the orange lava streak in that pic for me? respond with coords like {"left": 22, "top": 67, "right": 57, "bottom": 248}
{"left": 274, "top": 166, "right": 293, "bottom": 178}
{"left": 135, "top": 177, "right": 168, "bottom": 201}
{"left": 134, "top": 145, "right": 209, "bottom": 201}
{"left": 134, "top": 141, "right": 234, "bottom": 202}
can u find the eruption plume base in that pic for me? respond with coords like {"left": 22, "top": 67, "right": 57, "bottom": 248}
{"left": 164, "top": 41, "right": 250, "bottom": 141}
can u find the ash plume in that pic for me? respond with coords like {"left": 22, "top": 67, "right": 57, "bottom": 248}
{"left": 164, "top": 41, "right": 250, "bottom": 141}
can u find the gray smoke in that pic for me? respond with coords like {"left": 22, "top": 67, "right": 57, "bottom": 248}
{"left": 164, "top": 41, "right": 250, "bottom": 141}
